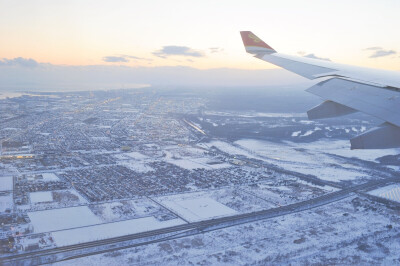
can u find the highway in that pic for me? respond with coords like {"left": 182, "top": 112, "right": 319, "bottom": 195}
{"left": 2, "top": 176, "right": 398, "bottom": 265}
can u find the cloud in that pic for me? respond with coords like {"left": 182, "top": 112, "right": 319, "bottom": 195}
{"left": 363, "top": 47, "right": 397, "bottom": 58}
{"left": 0, "top": 57, "right": 38, "bottom": 68}
{"left": 102, "top": 56, "right": 129, "bottom": 63}
{"left": 153, "top": 46, "right": 204, "bottom": 58}
{"left": 369, "top": 49, "right": 396, "bottom": 58}
{"left": 103, "top": 55, "right": 153, "bottom": 63}
{"left": 304, "top": 53, "right": 331, "bottom": 61}
{"left": 364, "top": 47, "right": 382, "bottom": 51}
{"left": 209, "top": 47, "right": 224, "bottom": 53}
{"left": 120, "top": 55, "right": 153, "bottom": 61}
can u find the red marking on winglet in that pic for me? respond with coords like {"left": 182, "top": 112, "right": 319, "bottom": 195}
{"left": 240, "top": 31, "right": 274, "bottom": 50}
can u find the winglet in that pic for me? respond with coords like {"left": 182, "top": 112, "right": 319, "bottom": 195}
{"left": 240, "top": 31, "right": 276, "bottom": 55}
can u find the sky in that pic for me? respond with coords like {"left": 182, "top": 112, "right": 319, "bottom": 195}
{"left": 1, "top": 0, "right": 400, "bottom": 90}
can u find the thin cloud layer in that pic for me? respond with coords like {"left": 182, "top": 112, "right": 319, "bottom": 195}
{"left": 103, "top": 56, "right": 129, "bottom": 63}
{"left": 209, "top": 47, "right": 224, "bottom": 53}
{"left": 153, "top": 46, "right": 204, "bottom": 58}
{"left": 103, "top": 55, "right": 152, "bottom": 63}
{"left": 364, "top": 47, "right": 397, "bottom": 58}
{"left": 0, "top": 57, "right": 38, "bottom": 68}
{"left": 304, "top": 53, "right": 331, "bottom": 61}
{"left": 370, "top": 50, "right": 396, "bottom": 58}
{"left": 364, "top": 47, "right": 382, "bottom": 51}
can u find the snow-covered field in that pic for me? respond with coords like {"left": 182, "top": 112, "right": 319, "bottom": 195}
{"left": 166, "top": 157, "right": 230, "bottom": 170}
{"left": 90, "top": 198, "right": 175, "bottom": 222}
{"left": 115, "top": 151, "right": 155, "bottom": 172}
{"left": 0, "top": 192, "right": 13, "bottom": 212}
{"left": 41, "top": 173, "right": 60, "bottom": 181}
{"left": 205, "top": 141, "right": 258, "bottom": 159}
{"left": 125, "top": 151, "right": 149, "bottom": 160}
{"left": 164, "top": 146, "right": 231, "bottom": 170}
{"left": 55, "top": 196, "right": 400, "bottom": 265}
{"left": 229, "top": 139, "right": 390, "bottom": 182}
{"left": 52, "top": 217, "right": 185, "bottom": 247}
{"left": 20, "top": 189, "right": 88, "bottom": 211}
{"left": 243, "top": 180, "right": 337, "bottom": 206}
{"left": 369, "top": 184, "right": 400, "bottom": 203}
{"left": 158, "top": 197, "right": 237, "bottom": 222}
{"left": 117, "top": 160, "right": 154, "bottom": 173}
{"left": 0, "top": 176, "right": 13, "bottom": 191}
{"left": 156, "top": 188, "right": 274, "bottom": 222}
{"left": 30, "top": 191, "right": 53, "bottom": 203}
{"left": 28, "top": 206, "right": 102, "bottom": 233}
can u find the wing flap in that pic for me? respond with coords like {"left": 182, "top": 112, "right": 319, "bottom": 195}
{"left": 307, "top": 78, "right": 400, "bottom": 127}
{"left": 307, "top": 100, "right": 357, "bottom": 120}
{"left": 351, "top": 123, "right": 400, "bottom": 149}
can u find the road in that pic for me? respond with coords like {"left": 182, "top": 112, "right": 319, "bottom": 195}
{"left": 1, "top": 176, "right": 398, "bottom": 266}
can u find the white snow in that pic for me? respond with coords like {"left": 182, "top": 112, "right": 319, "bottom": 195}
{"left": 52, "top": 217, "right": 185, "bottom": 246}
{"left": 299, "top": 120, "right": 314, "bottom": 124}
{"left": 0, "top": 176, "right": 13, "bottom": 191}
{"left": 291, "top": 131, "right": 301, "bottom": 137}
{"left": 233, "top": 139, "right": 371, "bottom": 182}
{"left": 41, "top": 173, "right": 60, "bottom": 181}
{"left": 304, "top": 140, "right": 400, "bottom": 162}
{"left": 118, "top": 161, "right": 154, "bottom": 173}
{"left": 207, "top": 141, "right": 258, "bottom": 159}
{"left": 30, "top": 191, "right": 53, "bottom": 203}
{"left": 0, "top": 193, "right": 12, "bottom": 212}
{"left": 369, "top": 184, "right": 400, "bottom": 203}
{"left": 163, "top": 146, "right": 230, "bottom": 170}
{"left": 159, "top": 197, "right": 237, "bottom": 222}
{"left": 125, "top": 151, "right": 148, "bottom": 160}
{"left": 28, "top": 206, "right": 102, "bottom": 233}
{"left": 166, "top": 157, "right": 230, "bottom": 170}
{"left": 300, "top": 130, "right": 313, "bottom": 137}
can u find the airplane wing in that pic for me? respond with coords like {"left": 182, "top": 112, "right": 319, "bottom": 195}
{"left": 240, "top": 31, "right": 400, "bottom": 149}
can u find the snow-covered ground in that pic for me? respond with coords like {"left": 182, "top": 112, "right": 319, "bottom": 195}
{"left": 115, "top": 150, "right": 155, "bottom": 172}
{"left": 369, "top": 184, "right": 400, "bottom": 203}
{"left": 117, "top": 160, "right": 154, "bottom": 173}
{"left": 205, "top": 141, "right": 258, "bottom": 159}
{"left": 166, "top": 157, "right": 230, "bottom": 170}
{"left": 19, "top": 189, "right": 88, "bottom": 211}
{"left": 0, "top": 192, "right": 13, "bottom": 212}
{"left": 163, "top": 146, "right": 231, "bottom": 170}
{"left": 51, "top": 217, "right": 185, "bottom": 247}
{"left": 89, "top": 198, "right": 175, "bottom": 222}
{"left": 125, "top": 151, "right": 149, "bottom": 160}
{"left": 41, "top": 173, "right": 60, "bottom": 181}
{"left": 243, "top": 180, "right": 337, "bottom": 206}
{"left": 55, "top": 196, "right": 400, "bottom": 265}
{"left": 158, "top": 197, "right": 237, "bottom": 222}
{"left": 231, "top": 139, "right": 393, "bottom": 182}
{"left": 30, "top": 191, "right": 53, "bottom": 203}
{"left": 299, "top": 140, "right": 400, "bottom": 162}
{"left": 28, "top": 206, "right": 102, "bottom": 233}
{"left": 0, "top": 176, "right": 13, "bottom": 191}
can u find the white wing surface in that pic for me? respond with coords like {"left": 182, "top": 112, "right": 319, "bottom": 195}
{"left": 240, "top": 31, "right": 400, "bottom": 149}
